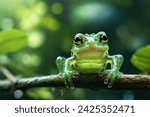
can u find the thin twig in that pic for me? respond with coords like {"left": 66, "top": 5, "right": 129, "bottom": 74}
{"left": 0, "top": 66, "right": 16, "bottom": 82}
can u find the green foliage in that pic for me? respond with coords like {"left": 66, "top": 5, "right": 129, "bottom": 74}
{"left": 0, "top": 29, "right": 28, "bottom": 55}
{"left": 131, "top": 45, "right": 150, "bottom": 73}
{"left": 26, "top": 88, "right": 54, "bottom": 99}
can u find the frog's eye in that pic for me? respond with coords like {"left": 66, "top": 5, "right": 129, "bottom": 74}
{"left": 100, "top": 34, "right": 108, "bottom": 43}
{"left": 74, "top": 36, "right": 83, "bottom": 45}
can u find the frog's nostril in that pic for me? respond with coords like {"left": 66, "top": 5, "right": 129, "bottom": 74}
{"left": 88, "top": 41, "right": 95, "bottom": 47}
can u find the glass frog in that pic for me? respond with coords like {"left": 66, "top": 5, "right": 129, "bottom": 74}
{"left": 56, "top": 32, "right": 123, "bottom": 88}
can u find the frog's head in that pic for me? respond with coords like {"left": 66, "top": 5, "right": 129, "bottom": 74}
{"left": 71, "top": 31, "right": 109, "bottom": 58}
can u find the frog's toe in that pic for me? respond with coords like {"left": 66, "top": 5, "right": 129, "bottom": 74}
{"left": 63, "top": 76, "right": 69, "bottom": 88}
{"left": 62, "top": 71, "right": 75, "bottom": 89}
{"left": 64, "top": 82, "right": 69, "bottom": 88}
{"left": 107, "top": 79, "right": 115, "bottom": 88}
{"left": 117, "top": 71, "right": 123, "bottom": 75}
{"left": 104, "top": 73, "right": 111, "bottom": 84}
{"left": 104, "top": 78, "right": 109, "bottom": 84}
{"left": 73, "top": 71, "right": 79, "bottom": 76}
{"left": 104, "top": 71, "right": 117, "bottom": 88}
{"left": 67, "top": 77, "right": 75, "bottom": 89}
{"left": 63, "top": 77, "right": 74, "bottom": 89}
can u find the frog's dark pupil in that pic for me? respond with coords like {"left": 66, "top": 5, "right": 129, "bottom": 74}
{"left": 74, "top": 37, "right": 83, "bottom": 45}
{"left": 100, "top": 34, "right": 108, "bottom": 42}
{"left": 102, "top": 35, "right": 107, "bottom": 40}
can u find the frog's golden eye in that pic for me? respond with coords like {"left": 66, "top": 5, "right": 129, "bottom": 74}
{"left": 74, "top": 36, "right": 83, "bottom": 45}
{"left": 100, "top": 34, "right": 108, "bottom": 43}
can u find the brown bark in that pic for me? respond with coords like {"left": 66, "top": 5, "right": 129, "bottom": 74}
{"left": 0, "top": 73, "right": 150, "bottom": 92}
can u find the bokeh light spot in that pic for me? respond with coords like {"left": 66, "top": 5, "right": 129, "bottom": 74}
{"left": 34, "top": 2, "right": 47, "bottom": 16}
{"left": 14, "top": 90, "right": 23, "bottom": 99}
{"left": 42, "top": 16, "right": 60, "bottom": 31}
{"left": 51, "top": 2, "right": 63, "bottom": 15}
{"left": 28, "top": 31, "right": 44, "bottom": 48}
{"left": 22, "top": 54, "right": 41, "bottom": 67}
{"left": 123, "top": 90, "right": 134, "bottom": 100}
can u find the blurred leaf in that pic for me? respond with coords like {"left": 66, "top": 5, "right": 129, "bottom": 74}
{"left": 26, "top": 88, "right": 53, "bottom": 99}
{"left": 131, "top": 45, "right": 150, "bottom": 73}
{"left": 0, "top": 29, "right": 28, "bottom": 55}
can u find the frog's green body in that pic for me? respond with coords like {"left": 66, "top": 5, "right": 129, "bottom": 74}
{"left": 56, "top": 32, "right": 123, "bottom": 88}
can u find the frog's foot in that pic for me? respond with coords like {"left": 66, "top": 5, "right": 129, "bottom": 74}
{"left": 61, "top": 71, "right": 77, "bottom": 89}
{"left": 66, "top": 76, "right": 74, "bottom": 89}
{"left": 103, "top": 70, "right": 118, "bottom": 88}
{"left": 117, "top": 71, "right": 123, "bottom": 76}
{"left": 72, "top": 71, "right": 79, "bottom": 78}
{"left": 67, "top": 71, "right": 79, "bottom": 88}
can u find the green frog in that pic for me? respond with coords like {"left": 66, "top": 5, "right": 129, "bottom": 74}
{"left": 56, "top": 32, "right": 123, "bottom": 88}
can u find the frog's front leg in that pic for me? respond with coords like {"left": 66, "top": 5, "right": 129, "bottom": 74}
{"left": 104, "top": 54, "right": 123, "bottom": 88}
{"left": 56, "top": 56, "right": 77, "bottom": 89}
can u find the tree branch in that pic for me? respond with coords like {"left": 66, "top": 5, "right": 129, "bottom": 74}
{"left": 0, "top": 73, "right": 150, "bottom": 92}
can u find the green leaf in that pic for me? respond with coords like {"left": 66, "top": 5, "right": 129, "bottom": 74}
{"left": 131, "top": 45, "right": 150, "bottom": 73}
{"left": 0, "top": 29, "right": 28, "bottom": 55}
{"left": 26, "top": 88, "right": 54, "bottom": 99}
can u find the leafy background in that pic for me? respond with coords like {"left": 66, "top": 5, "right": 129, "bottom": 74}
{"left": 0, "top": 0, "right": 149, "bottom": 100}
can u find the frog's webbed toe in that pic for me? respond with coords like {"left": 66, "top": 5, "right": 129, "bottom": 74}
{"left": 103, "top": 70, "right": 118, "bottom": 88}
{"left": 67, "top": 77, "right": 74, "bottom": 89}
{"left": 62, "top": 71, "right": 75, "bottom": 89}
{"left": 104, "top": 77, "right": 109, "bottom": 84}
{"left": 107, "top": 79, "right": 115, "bottom": 88}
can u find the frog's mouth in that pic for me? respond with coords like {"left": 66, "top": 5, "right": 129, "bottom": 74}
{"left": 76, "top": 46, "right": 109, "bottom": 53}
{"left": 73, "top": 46, "right": 109, "bottom": 59}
